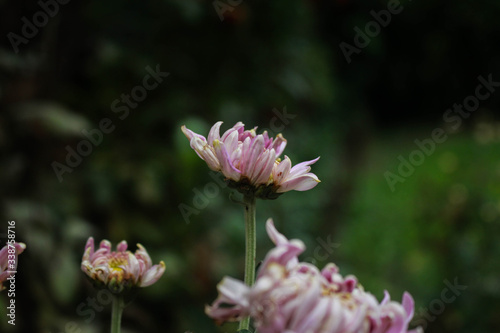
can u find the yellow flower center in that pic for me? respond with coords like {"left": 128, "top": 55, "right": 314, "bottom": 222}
{"left": 108, "top": 254, "right": 128, "bottom": 272}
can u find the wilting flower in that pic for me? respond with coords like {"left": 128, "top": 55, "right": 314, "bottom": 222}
{"left": 81, "top": 238, "right": 165, "bottom": 292}
{"left": 206, "top": 219, "right": 422, "bottom": 333}
{"left": 181, "top": 121, "right": 320, "bottom": 199}
{"left": 0, "top": 243, "right": 26, "bottom": 291}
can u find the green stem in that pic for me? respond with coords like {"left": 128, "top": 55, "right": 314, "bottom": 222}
{"left": 111, "top": 295, "right": 124, "bottom": 333}
{"left": 238, "top": 194, "right": 257, "bottom": 332}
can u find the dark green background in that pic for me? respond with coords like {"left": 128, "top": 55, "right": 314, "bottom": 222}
{"left": 1, "top": 0, "right": 499, "bottom": 332}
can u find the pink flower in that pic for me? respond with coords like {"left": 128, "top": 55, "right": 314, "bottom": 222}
{"left": 181, "top": 121, "right": 320, "bottom": 198}
{"left": 206, "top": 219, "right": 422, "bottom": 333}
{"left": 0, "top": 243, "right": 26, "bottom": 291}
{"left": 81, "top": 238, "right": 165, "bottom": 292}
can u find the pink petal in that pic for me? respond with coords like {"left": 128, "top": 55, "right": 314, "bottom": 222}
{"left": 238, "top": 127, "right": 256, "bottom": 142}
{"left": 342, "top": 276, "right": 357, "bottom": 292}
{"left": 321, "top": 298, "right": 344, "bottom": 331}
{"left": 206, "top": 276, "right": 251, "bottom": 322}
{"left": 135, "top": 244, "right": 153, "bottom": 268}
{"left": 217, "top": 276, "right": 250, "bottom": 306}
{"left": 289, "top": 281, "right": 323, "bottom": 331}
{"left": 241, "top": 135, "right": 265, "bottom": 178}
{"left": 288, "top": 157, "right": 320, "bottom": 179}
{"left": 222, "top": 129, "right": 239, "bottom": 154}
{"left": 0, "top": 246, "right": 8, "bottom": 269}
{"left": 83, "top": 237, "right": 94, "bottom": 260}
{"left": 271, "top": 133, "right": 287, "bottom": 157}
{"left": 266, "top": 219, "right": 289, "bottom": 246}
{"left": 238, "top": 137, "right": 252, "bottom": 174}
{"left": 230, "top": 147, "right": 242, "bottom": 166}
{"left": 273, "top": 156, "right": 292, "bottom": 184}
{"left": 92, "top": 255, "right": 110, "bottom": 267}
{"left": 344, "top": 302, "right": 369, "bottom": 332}
{"left": 207, "top": 121, "right": 223, "bottom": 145}
{"left": 190, "top": 137, "right": 221, "bottom": 171}
{"left": 99, "top": 240, "right": 111, "bottom": 253}
{"left": 126, "top": 252, "right": 141, "bottom": 283}
{"left": 277, "top": 173, "right": 320, "bottom": 193}
{"left": 262, "top": 131, "right": 271, "bottom": 146}
{"left": 383, "top": 303, "right": 407, "bottom": 333}
{"left": 205, "top": 305, "right": 247, "bottom": 323}
{"left": 140, "top": 261, "right": 166, "bottom": 287}
{"left": 92, "top": 248, "right": 110, "bottom": 262}
{"left": 117, "top": 240, "right": 128, "bottom": 252}
{"left": 181, "top": 125, "right": 206, "bottom": 142}
{"left": 402, "top": 291, "right": 415, "bottom": 326}
{"left": 259, "top": 242, "right": 305, "bottom": 275}
{"left": 221, "top": 121, "right": 245, "bottom": 142}
{"left": 250, "top": 148, "right": 276, "bottom": 185}
{"left": 381, "top": 290, "right": 391, "bottom": 305}
{"left": 320, "top": 263, "right": 339, "bottom": 282}
{"left": 297, "top": 297, "right": 331, "bottom": 331}
{"left": 213, "top": 140, "right": 241, "bottom": 181}
{"left": 81, "top": 249, "right": 93, "bottom": 271}
{"left": 14, "top": 243, "right": 26, "bottom": 255}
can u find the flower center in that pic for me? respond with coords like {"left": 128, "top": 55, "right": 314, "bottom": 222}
{"left": 108, "top": 253, "right": 128, "bottom": 272}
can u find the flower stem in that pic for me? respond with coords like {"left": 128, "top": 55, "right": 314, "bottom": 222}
{"left": 238, "top": 194, "right": 257, "bottom": 332}
{"left": 111, "top": 295, "right": 124, "bottom": 333}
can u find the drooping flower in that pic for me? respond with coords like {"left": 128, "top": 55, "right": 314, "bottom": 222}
{"left": 0, "top": 242, "right": 26, "bottom": 291}
{"left": 81, "top": 238, "right": 165, "bottom": 292}
{"left": 206, "top": 219, "right": 422, "bottom": 333}
{"left": 181, "top": 121, "right": 320, "bottom": 199}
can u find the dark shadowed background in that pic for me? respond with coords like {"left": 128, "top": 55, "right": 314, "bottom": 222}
{"left": 1, "top": 0, "right": 499, "bottom": 332}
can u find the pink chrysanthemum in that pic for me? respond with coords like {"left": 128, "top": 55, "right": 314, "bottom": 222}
{"left": 181, "top": 121, "right": 320, "bottom": 199}
{"left": 0, "top": 243, "right": 26, "bottom": 291}
{"left": 81, "top": 238, "right": 165, "bottom": 292}
{"left": 206, "top": 219, "right": 422, "bottom": 333}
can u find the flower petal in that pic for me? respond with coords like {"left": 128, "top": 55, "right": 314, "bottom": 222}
{"left": 271, "top": 133, "right": 287, "bottom": 157}
{"left": 207, "top": 121, "right": 223, "bottom": 145}
{"left": 99, "top": 240, "right": 111, "bottom": 253}
{"left": 205, "top": 276, "right": 251, "bottom": 322}
{"left": 288, "top": 157, "right": 320, "bottom": 179}
{"left": 289, "top": 280, "right": 324, "bottom": 331}
{"left": 221, "top": 121, "right": 245, "bottom": 142}
{"left": 141, "top": 261, "right": 166, "bottom": 287}
{"left": 117, "top": 241, "right": 127, "bottom": 252}
{"left": 223, "top": 129, "right": 239, "bottom": 154}
{"left": 241, "top": 135, "right": 265, "bottom": 179}
{"left": 135, "top": 244, "right": 153, "bottom": 268}
{"left": 277, "top": 173, "right": 320, "bottom": 193}
{"left": 214, "top": 140, "right": 241, "bottom": 181}
{"left": 181, "top": 125, "right": 206, "bottom": 142}
{"left": 82, "top": 237, "right": 94, "bottom": 260}
{"left": 126, "top": 252, "right": 141, "bottom": 284}
{"left": 402, "top": 291, "right": 415, "bottom": 326}
{"left": 250, "top": 148, "right": 276, "bottom": 185}
{"left": 14, "top": 243, "right": 26, "bottom": 255}
{"left": 381, "top": 290, "right": 391, "bottom": 305}
{"left": 272, "top": 155, "right": 292, "bottom": 184}
{"left": 266, "top": 219, "right": 289, "bottom": 246}
{"left": 190, "top": 137, "right": 221, "bottom": 171}
{"left": 0, "top": 246, "right": 8, "bottom": 270}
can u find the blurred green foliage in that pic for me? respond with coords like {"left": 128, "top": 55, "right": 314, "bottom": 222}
{"left": 1, "top": 0, "right": 500, "bottom": 332}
